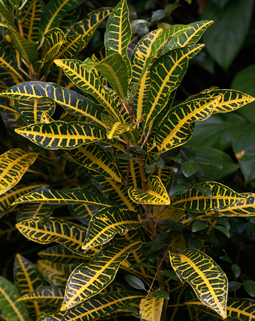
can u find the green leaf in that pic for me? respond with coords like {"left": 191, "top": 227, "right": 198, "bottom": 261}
{"left": 220, "top": 255, "right": 232, "bottom": 263}
{"left": 194, "top": 185, "right": 212, "bottom": 198}
{"left": 169, "top": 249, "right": 228, "bottom": 318}
{"left": 18, "top": 286, "right": 65, "bottom": 307}
{"left": 39, "top": 0, "right": 87, "bottom": 41}
{"left": 171, "top": 181, "right": 245, "bottom": 212}
{"left": 1, "top": 82, "right": 105, "bottom": 128}
{"left": 155, "top": 96, "right": 221, "bottom": 152}
{"left": 102, "top": 114, "right": 135, "bottom": 139}
{"left": 0, "top": 149, "right": 38, "bottom": 195}
{"left": 212, "top": 225, "right": 230, "bottom": 238}
{"left": 144, "top": 44, "right": 204, "bottom": 127}
{"left": 244, "top": 281, "right": 255, "bottom": 297}
{"left": 181, "top": 161, "right": 199, "bottom": 177}
{"left": 16, "top": 203, "right": 55, "bottom": 222}
{"left": 169, "top": 184, "right": 191, "bottom": 197}
{"left": 128, "top": 176, "right": 170, "bottom": 205}
{"left": 16, "top": 217, "right": 99, "bottom": 258}
{"left": 54, "top": 59, "right": 120, "bottom": 120}
{"left": 231, "top": 264, "right": 241, "bottom": 278}
{"left": 0, "top": 45, "right": 23, "bottom": 81}
{"left": 61, "top": 291, "right": 144, "bottom": 321}
{"left": 37, "top": 310, "right": 65, "bottom": 321}
{"left": 15, "top": 121, "right": 107, "bottom": 150}
{"left": 152, "top": 290, "right": 169, "bottom": 300}
{"left": 38, "top": 245, "right": 86, "bottom": 264}
{"left": 0, "top": 276, "right": 32, "bottom": 321}
{"left": 61, "top": 241, "right": 142, "bottom": 310}
{"left": 105, "top": 0, "right": 131, "bottom": 78}
{"left": 202, "top": 0, "right": 253, "bottom": 70}
{"left": 192, "top": 221, "right": 207, "bottom": 232}
{"left": 0, "top": 3, "right": 15, "bottom": 28}
{"left": 228, "top": 281, "right": 242, "bottom": 292}
{"left": 124, "top": 275, "right": 146, "bottom": 290}
{"left": 21, "top": 0, "right": 43, "bottom": 42}
{"left": 151, "top": 9, "right": 166, "bottom": 22}
{"left": 83, "top": 207, "right": 140, "bottom": 250}
{"left": 160, "top": 270, "right": 178, "bottom": 281}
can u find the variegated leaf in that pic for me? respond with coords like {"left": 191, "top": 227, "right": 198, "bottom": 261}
{"left": 14, "top": 99, "right": 56, "bottom": 125}
{"left": 21, "top": 0, "right": 43, "bottom": 42}
{"left": 171, "top": 182, "right": 246, "bottom": 212}
{"left": 0, "top": 45, "right": 23, "bottom": 81}
{"left": 105, "top": 0, "right": 131, "bottom": 78}
{"left": 37, "top": 260, "right": 76, "bottom": 286}
{"left": 187, "top": 89, "right": 255, "bottom": 114}
{"left": 153, "top": 206, "right": 190, "bottom": 226}
{"left": 61, "top": 291, "right": 144, "bottom": 321}
{"left": 37, "top": 310, "right": 65, "bottom": 321}
{"left": 0, "top": 276, "right": 32, "bottom": 321}
{"left": 65, "top": 143, "right": 122, "bottom": 183}
{"left": 128, "top": 176, "right": 170, "bottom": 205}
{"left": 68, "top": 203, "right": 99, "bottom": 226}
{"left": 16, "top": 203, "right": 55, "bottom": 222}
{"left": 140, "top": 296, "right": 164, "bottom": 321}
{"left": 82, "top": 207, "right": 140, "bottom": 250}
{"left": 14, "top": 254, "right": 48, "bottom": 319}
{"left": 58, "top": 6, "right": 81, "bottom": 34}
{"left": 0, "top": 183, "right": 43, "bottom": 219}
{"left": 144, "top": 44, "right": 204, "bottom": 127}
{"left": 61, "top": 241, "right": 142, "bottom": 310}
{"left": 12, "top": 185, "right": 117, "bottom": 207}
{"left": 15, "top": 217, "right": 102, "bottom": 259}
{"left": 38, "top": 28, "right": 66, "bottom": 63}
{"left": 169, "top": 249, "right": 228, "bottom": 318}
{"left": 155, "top": 96, "right": 221, "bottom": 152}
{"left": 15, "top": 121, "right": 107, "bottom": 149}
{"left": 1, "top": 82, "right": 105, "bottom": 127}
{"left": 38, "top": 245, "right": 86, "bottom": 264}
{"left": 18, "top": 286, "right": 65, "bottom": 307}
{"left": 0, "top": 149, "right": 38, "bottom": 195}
{"left": 102, "top": 113, "right": 136, "bottom": 139}
{"left": 163, "top": 20, "right": 214, "bottom": 52}
{"left": 54, "top": 59, "right": 120, "bottom": 120}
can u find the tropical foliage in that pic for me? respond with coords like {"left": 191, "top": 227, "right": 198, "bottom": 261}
{"left": 0, "top": 0, "right": 255, "bottom": 321}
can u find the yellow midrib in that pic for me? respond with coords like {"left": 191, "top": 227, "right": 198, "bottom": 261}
{"left": 43, "top": 0, "right": 69, "bottom": 36}
{"left": 172, "top": 194, "right": 245, "bottom": 205}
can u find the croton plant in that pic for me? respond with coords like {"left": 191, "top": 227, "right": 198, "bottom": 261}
{"left": 0, "top": 0, "right": 255, "bottom": 320}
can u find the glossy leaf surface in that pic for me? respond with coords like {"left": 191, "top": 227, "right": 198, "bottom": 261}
{"left": 102, "top": 114, "right": 135, "bottom": 139}
{"left": 38, "top": 245, "right": 86, "bottom": 264}
{"left": 140, "top": 296, "right": 164, "bottom": 321}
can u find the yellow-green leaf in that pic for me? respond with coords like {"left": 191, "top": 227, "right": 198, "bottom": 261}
{"left": 144, "top": 44, "right": 204, "bottom": 127}
{"left": 21, "top": 0, "right": 43, "bottom": 42}
{"left": 15, "top": 121, "right": 107, "bottom": 150}
{"left": 61, "top": 241, "right": 142, "bottom": 310}
{"left": 128, "top": 176, "right": 170, "bottom": 205}
{"left": 0, "top": 276, "right": 32, "bottom": 321}
{"left": 65, "top": 143, "right": 122, "bottom": 183}
{"left": 61, "top": 291, "right": 144, "bottom": 321}
{"left": 0, "top": 45, "right": 23, "bottom": 81}
{"left": 171, "top": 181, "right": 246, "bottom": 212}
{"left": 169, "top": 248, "right": 228, "bottom": 318}
{"left": 155, "top": 96, "right": 221, "bottom": 152}
{"left": 187, "top": 88, "right": 255, "bottom": 114}
{"left": 18, "top": 286, "right": 65, "bottom": 307}
{"left": 0, "top": 149, "right": 38, "bottom": 195}
{"left": 140, "top": 297, "right": 164, "bottom": 321}
{"left": 54, "top": 59, "right": 120, "bottom": 120}
{"left": 83, "top": 207, "right": 141, "bottom": 250}
{"left": 102, "top": 113, "right": 136, "bottom": 139}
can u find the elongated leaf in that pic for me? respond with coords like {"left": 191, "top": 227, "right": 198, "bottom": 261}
{"left": 38, "top": 245, "right": 86, "bottom": 264}
{"left": 83, "top": 207, "right": 140, "bottom": 250}
{"left": 16, "top": 217, "right": 101, "bottom": 257}
{"left": 54, "top": 59, "right": 120, "bottom": 119}
{"left": 39, "top": 28, "right": 66, "bottom": 63}
{"left": 94, "top": 53, "right": 128, "bottom": 100}
{"left": 0, "top": 21, "right": 37, "bottom": 65}
{"left": 65, "top": 143, "right": 122, "bottom": 183}
{"left": 155, "top": 96, "right": 221, "bottom": 152}
{"left": 128, "top": 176, "right": 170, "bottom": 205}
{"left": 102, "top": 113, "right": 135, "bottom": 139}
{"left": 105, "top": 0, "right": 131, "bottom": 78}
{"left": 0, "top": 276, "right": 32, "bottom": 321}
{"left": 140, "top": 297, "right": 164, "bottom": 321}
{"left": 68, "top": 203, "right": 98, "bottom": 226}
{"left": 15, "top": 121, "right": 107, "bottom": 149}
{"left": 0, "top": 183, "right": 43, "bottom": 219}
{"left": 0, "top": 46, "right": 23, "bottom": 81}
{"left": 144, "top": 44, "right": 204, "bottom": 127}
{"left": 18, "top": 286, "right": 65, "bottom": 307}
{"left": 14, "top": 99, "right": 55, "bottom": 125}
{"left": 74, "top": 7, "right": 113, "bottom": 49}
{"left": 169, "top": 249, "right": 228, "bottom": 318}
{"left": 37, "top": 310, "right": 65, "bottom": 321}
{"left": 0, "top": 149, "right": 38, "bottom": 195}
{"left": 163, "top": 20, "right": 214, "bottom": 53}
{"left": 171, "top": 181, "right": 245, "bottom": 212}
{"left": 16, "top": 203, "right": 55, "bottom": 222}
{"left": 14, "top": 254, "right": 47, "bottom": 319}
{"left": 22, "top": 0, "right": 43, "bottom": 42}
{"left": 62, "top": 291, "right": 144, "bottom": 321}
{"left": 187, "top": 88, "right": 255, "bottom": 114}
{"left": 39, "top": 0, "right": 87, "bottom": 41}
{"left": 12, "top": 185, "right": 117, "bottom": 207}
{"left": 1, "top": 82, "right": 105, "bottom": 127}
{"left": 0, "top": 3, "right": 15, "bottom": 28}
{"left": 61, "top": 241, "right": 142, "bottom": 310}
